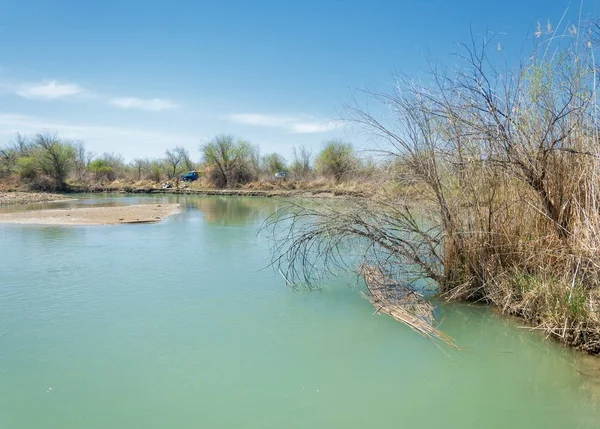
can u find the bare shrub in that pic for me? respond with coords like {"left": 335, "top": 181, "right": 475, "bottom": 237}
{"left": 264, "top": 28, "right": 600, "bottom": 353}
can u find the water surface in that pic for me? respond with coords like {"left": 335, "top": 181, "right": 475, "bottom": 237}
{"left": 0, "top": 195, "right": 598, "bottom": 428}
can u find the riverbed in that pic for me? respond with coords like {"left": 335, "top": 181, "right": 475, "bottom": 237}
{"left": 0, "top": 194, "right": 598, "bottom": 428}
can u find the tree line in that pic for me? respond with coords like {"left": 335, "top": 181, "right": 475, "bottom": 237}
{"left": 0, "top": 133, "right": 374, "bottom": 190}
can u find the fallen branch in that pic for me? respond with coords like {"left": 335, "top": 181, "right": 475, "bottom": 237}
{"left": 360, "top": 264, "right": 460, "bottom": 349}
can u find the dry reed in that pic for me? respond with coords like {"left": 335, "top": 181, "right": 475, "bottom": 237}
{"left": 360, "top": 265, "right": 459, "bottom": 348}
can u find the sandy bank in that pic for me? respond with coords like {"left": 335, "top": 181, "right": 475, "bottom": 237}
{"left": 0, "top": 203, "right": 181, "bottom": 225}
{"left": 0, "top": 192, "right": 73, "bottom": 205}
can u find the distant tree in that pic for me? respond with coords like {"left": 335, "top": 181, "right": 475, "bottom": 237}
{"left": 164, "top": 146, "right": 191, "bottom": 178}
{"left": 1, "top": 134, "right": 33, "bottom": 177}
{"left": 131, "top": 158, "right": 150, "bottom": 181}
{"left": 88, "top": 153, "right": 126, "bottom": 181}
{"left": 182, "top": 150, "right": 195, "bottom": 172}
{"left": 13, "top": 133, "right": 32, "bottom": 155}
{"left": 150, "top": 160, "right": 163, "bottom": 182}
{"left": 248, "top": 144, "right": 261, "bottom": 177}
{"left": 315, "top": 140, "right": 356, "bottom": 183}
{"left": 99, "top": 153, "right": 125, "bottom": 169}
{"left": 89, "top": 159, "right": 114, "bottom": 182}
{"left": 31, "top": 133, "right": 76, "bottom": 190}
{"left": 201, "top": 134, "right": 255, "bottom": 188}
{"left": 289, "top": 145, "right": 313, "bottom": 178}
{"left": 262, "top": 152, "right": 287, "bottom": 175}
{"left": 0, "top": 146, "right": 17, "bottom": 177}
{"left": 73, "top": 141, "right": 87, "bottom": 182}
{"left": 130, "top": 158, "right": 165, "bottom": 182}
{"left": 16, "top": 156, "right": 36, "bottom": 180}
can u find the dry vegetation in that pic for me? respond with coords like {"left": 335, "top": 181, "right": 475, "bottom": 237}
{"left": 264, "top": 28, "right": 600, "bottom": 354}
{"left": 0, "top": 131, "right": 379, "bottom": 196}
{"left": 361, "top": 265, "right": 459, "bottom": 348}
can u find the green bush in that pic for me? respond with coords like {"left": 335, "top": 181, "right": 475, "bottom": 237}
{"left": 16, "top": 156, "right": 37, "bottom": 180}
{"left": 89, "top": 159, "right": 115, "bottom": 181}
{"left": 315, "top": 140, "right": 356, "bottom": 182}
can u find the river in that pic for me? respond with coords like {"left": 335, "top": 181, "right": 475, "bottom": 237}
{"left": 1, "top": 194, "right": 599, "bottom": 428}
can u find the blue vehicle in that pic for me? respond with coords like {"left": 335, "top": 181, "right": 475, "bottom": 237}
{"left": 181, "top": 171, "right": 199, "bottom": 182}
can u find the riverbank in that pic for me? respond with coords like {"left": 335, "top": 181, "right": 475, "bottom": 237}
{"left": 0, "top": 176, "right": 375, "bottom": 201}
{"left": 0, "top": 203, "right": 181, "bottom": 225}
{"left": 0, "top": 191, "right": 73, "bottom": 205}
{"left": 0, "top": 186, "right": 365, "bottom": 208}
{"left": 63, "top": 185, "right": 368, "bottom": 199}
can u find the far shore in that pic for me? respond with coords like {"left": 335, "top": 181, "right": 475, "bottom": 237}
{"left": 0, "top": 187, "right": 367, "bottom": 207}
{"left": 63, "top": 185, "right": 367, "bottom": 199}
{"left": 0, "top": 203, "right": 181, "bottom": 225}
{"left": 0, "top": 187, "right": 364, "bottom": 226}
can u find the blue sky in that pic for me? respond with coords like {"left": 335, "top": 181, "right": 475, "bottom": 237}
{"left": 0, "top": 0, "right": 596, "bottom": 161}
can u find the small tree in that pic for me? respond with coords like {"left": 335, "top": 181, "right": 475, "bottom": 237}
{"left": 201, "top": 135, "right": 255, "bottom": 188}
{"left": 0, "top": 146, "right": 18, "bottom": 177}
{"left": 89, "top": 159, "right": 114, "bottom": 182}
{"left": 262, "top": 153, "right": 287, "bottom": 175}
{"left": 182, "top": 151, "right": 195, "bottom": 172}
{"left": 150, "top": 160, "right": 163, "bottom": 182}
{"left": 248, "top": 144, "right": 261, "bottom": 178}
{"left": 89, "top": 153, "right": 126, "bottom": 182}
{"left": 164, "top": 146, "right": 191, "bottom": 179}
{"left": 73, "top": 141, "right": 87, "bottom": 182}
{"left": 289, "top": 145, "right": 313, "bottom": 179}
{"left": 131, "top": 158, "right": 150, "bottom": 181}
{"left": 14, "top": 133, "right": 32, "bottom": 154}
{"left": 315, "top": 140, "right": 356, "bottom": 183}
{"left": 31, "top": 133, "right": 75, "bottom": 190}
{"left": 0, "top": 133, "right": 34, "bottom": 177}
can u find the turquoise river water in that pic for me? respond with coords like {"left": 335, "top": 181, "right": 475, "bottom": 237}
{"left": 1, "top": 194, "right": 599, "bottom": 428}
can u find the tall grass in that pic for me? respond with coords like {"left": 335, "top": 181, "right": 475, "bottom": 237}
{"left": 265, "top": 25, "right": 600, "bottom": 353}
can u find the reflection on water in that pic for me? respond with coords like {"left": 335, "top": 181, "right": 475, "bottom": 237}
{"left": 0, "top": 194, "right": 280, "bottom": 228}
{"left": 185, "top": 196, "right": 274, "bottom": 226}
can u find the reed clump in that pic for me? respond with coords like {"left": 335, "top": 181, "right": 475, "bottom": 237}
{"left": 265, "top": 26, "right": 600, "bottom": 353}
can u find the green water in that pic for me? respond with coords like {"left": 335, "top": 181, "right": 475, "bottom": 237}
{"left": 1, "top": 195, "right": 599, "bottom": 428}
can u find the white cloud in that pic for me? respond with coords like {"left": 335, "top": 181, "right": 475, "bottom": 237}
{"left": 228, "top": 113, "right": 299, "bottom": 127}
{"left": 228, "top": 113, "right": 343, "bottom": 134}
{"left": 110, "top": 97, "right": 179, "bottom": 111}
{"left": 17, "top": 80, "right": 84, "bottom": 99}
{"left": 289, "top": 120, "right": 344, "bottom": 134}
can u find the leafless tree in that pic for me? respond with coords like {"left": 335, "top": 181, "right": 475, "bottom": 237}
{"left": 73, "top": 141, "right": 87, "bottom": 182}
{"left": 164, "top": 146, "right": 190, "bottom": 179}
{"left": 131, "top": 158, "right": 149, "bottom": 181}
{"left": 201, "top": 135, "right": 255, "bottom": 188}
{"left": 290, "top": 145, "right": 313, "bottom": 179}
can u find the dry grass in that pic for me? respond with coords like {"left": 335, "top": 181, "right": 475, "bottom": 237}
{"left": 361, "top": 265, "right": 459, "bottom": 348}
{"left": 264, "top": 29, "right": 600, "bottom": 353}
{"left": 439, "top": 161, "right": 600, "bottom": 353}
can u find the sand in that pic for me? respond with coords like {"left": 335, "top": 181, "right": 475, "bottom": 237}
{"left": 0, "top": 192, "right": 73, "bottom": 205}
{"left": 0, "top": 203, "right": 181, "bottom": 225}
